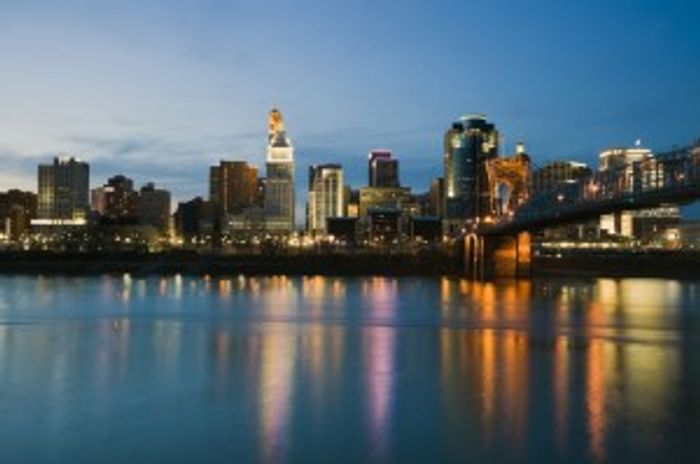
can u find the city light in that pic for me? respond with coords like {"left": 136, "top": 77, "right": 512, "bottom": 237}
{"left": 0, "top": 107, "right": 694, "bottom": 279}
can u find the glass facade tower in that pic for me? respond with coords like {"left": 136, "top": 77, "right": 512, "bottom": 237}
{"left": 443, "top": 114, "right": 499, "bottom": 219}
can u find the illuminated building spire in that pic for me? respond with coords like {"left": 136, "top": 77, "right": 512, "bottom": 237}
{"left": 268, "top": 108, "right": 285, "bottom": 142}
{"left": 264, "top": 107, "right": 295, "bottom": 230}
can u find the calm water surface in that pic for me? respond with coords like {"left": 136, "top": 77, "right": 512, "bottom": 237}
{"left": 0, "top": 275, "right": 699, "bottom": 463}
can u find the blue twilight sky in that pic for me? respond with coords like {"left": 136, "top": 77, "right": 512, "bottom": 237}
{"left": 1, "top": 0, "right": 699, "bottom": 218}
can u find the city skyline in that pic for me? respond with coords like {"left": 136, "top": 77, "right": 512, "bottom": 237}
{"left": 7, "top": 108, "right": 700, "bottom": 225}
{"left": 1, "top": 0, "right": 699, "bottom": 213}
{"left": 2, "top": 3, "right": 700, "bottom": 462}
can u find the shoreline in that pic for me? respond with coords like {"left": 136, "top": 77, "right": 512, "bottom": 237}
{"left": 0, "top": 250, "right": 462, "bottom": 277}
{"left": 0, "top": 249, "right": 699, "bottom": 279}
{"left": 534, "top": 252, "right": 700, "bottom": 279}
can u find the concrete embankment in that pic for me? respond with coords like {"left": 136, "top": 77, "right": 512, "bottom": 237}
{"left": 0, "top": 251, "right": 461, "bottom": 276}
{"left": 2, "top": 249, "right": 698, "bottom": 278}
{"left": 534, "top": 249, "right": 700, "bottom": 278}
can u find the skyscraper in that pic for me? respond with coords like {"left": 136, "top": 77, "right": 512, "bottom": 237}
{"left": 91, "top": 174, "right": 137, "bottom": 220}
{"left": 37, "top": 157, "right": 90, "bottom": 220}
{"left": 444, "top": 114, "right": 499, "bottom": 219}
{"left": 137, "top": 183, "right": 171, "bottom": 234}
{"left": 264, "top": 108, "right": 295, "bottom": 231}
{"left": 368, "top": 150, "right": 399, "bottom": 187}
{"left": 598, "top": 144, "right": 680, "bottom": 240}
{"left": 532, "top": 161, "right": 591, "bottom": 193}
{"left": 428, "top": 177, "right": 445, "bottom": 218}
{"left": 209, "top": 161, "right": 259, "bottom": 218}
{"left": 307, "top": 164, "right": 344, "bottom": 234}
{"left": 174, "top": 196, "right": 214, "bottom": 244}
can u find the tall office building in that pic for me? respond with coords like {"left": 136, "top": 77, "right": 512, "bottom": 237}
{"left": 91, "top": 174, "right": 137, "bottom": 220}
{"left": 174, "top": 196, "right": 214, "bottom": 243}
{"left": 37, "top": 157, "right": 90, "bottom": 220}
{"left": 533, "top": 161, "right": 591, "bottom": 193}
{"left": 358, "top": 186, "right": 412, "bottom": 219}
{"left": 598, "top": 143, "right": 680, "bottom": 240}
{"left": 137, "top": 183, "right": 171, "bottom": 234}
{"left": 428, "top": 177, "right": 445, "bottom": 218}
{"left": 264, "top": 108, "right": 295, "bottom": 230}
{"left": 444, "top": 114, "right": 499, "bottom": 219}
{"left": 307, "top": 164, "right": 344, "bottom": 234}
{"left": 599, "top": 145, "right": 652, "bottom": 173}
{"left": 345, "top": 187, "right": 360, "bottom": 218}
{"left": 209, "top": 161, "right": 259, "bottom": 218}
{"left": 532, "top": 161, "right": 596, "bottom": 241}
{"left": 368, "top": 150, "right": 399, "bottom": 187}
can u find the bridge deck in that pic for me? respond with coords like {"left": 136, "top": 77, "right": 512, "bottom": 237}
{"left": 477, "top": 148, "right": 700, "bottom": 235}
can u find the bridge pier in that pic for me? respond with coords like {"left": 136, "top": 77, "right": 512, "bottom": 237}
{"left": 464, "top": 232, "right": 531, "bottom": 278}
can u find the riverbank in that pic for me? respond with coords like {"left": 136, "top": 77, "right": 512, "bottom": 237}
{"left": 534, "top": 248, "right": 700, "bottom": 278}
{"left": 0, "top": 250, "right": 462, "bottom": 276}
{"left": 1, "top": 249, "right": 699, "bottom": 278}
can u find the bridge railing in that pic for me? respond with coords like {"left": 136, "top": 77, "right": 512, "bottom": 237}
{"left": 490, "top": 145, "right": 700, "bottom": 231}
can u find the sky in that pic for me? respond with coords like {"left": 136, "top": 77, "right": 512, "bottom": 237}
{"left": 1, "top": 0, "right": 699, "bottom": 220}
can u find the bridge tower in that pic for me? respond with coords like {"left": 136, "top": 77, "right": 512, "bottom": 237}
{"left": 462, "top": 142, "right": 532, "bottom": 278}
{"left": 464, "top": 232, "right": 532, "bottom": 278}
{"left": 485, "top": 143, "right": 532, "bottom": 217}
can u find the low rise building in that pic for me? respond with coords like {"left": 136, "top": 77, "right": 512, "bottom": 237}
{"left": 0, "top": 190, "right": 37, "bottom": 241}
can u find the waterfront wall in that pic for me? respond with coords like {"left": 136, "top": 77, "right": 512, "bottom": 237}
{"left": 534, "top": 249, "right": 700, "bottom": 277}
{"left": 0, "top": 249, "right": 698, "bottom": 278}
{"left": 0, "top": 250, "right": 461, "bottom": 276}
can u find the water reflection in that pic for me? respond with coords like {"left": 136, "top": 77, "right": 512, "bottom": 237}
{"left": 0, "top": 276, "right": 696, "bottom": 462}
{"left": 258, "top": 324, "right": 297, "bottom": 463}
{"left": 553, "top": 335, "right": 569, "bottom": 451}
{"left": 437, "top": 277, "right": 695, "bottom": 461}
{"left": 359, "top": 278, "right": 399, "bottom": 459}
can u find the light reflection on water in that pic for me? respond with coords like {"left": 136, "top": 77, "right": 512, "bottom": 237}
{"left": 0, "top": 275, "right": 698, "bottom": 462}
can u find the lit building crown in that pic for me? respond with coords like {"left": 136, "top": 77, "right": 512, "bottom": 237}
{"left": 266, "top": 108, "right": 294, "bottom": 163}
{"left": 268, "top": 108, "right": 285, "bottom": 141}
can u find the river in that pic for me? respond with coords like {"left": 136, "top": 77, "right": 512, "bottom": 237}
{"left": 0, "top": 275, "right": 698, "bottom": 463}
